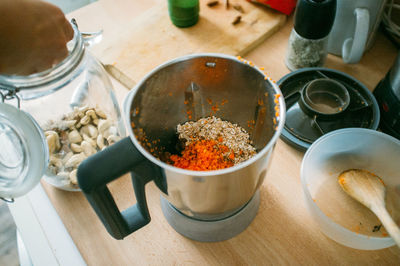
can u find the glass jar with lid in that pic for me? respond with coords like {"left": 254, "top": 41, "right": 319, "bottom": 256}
{"left": 0, "top": 21, "right": 125, "bottom": 197}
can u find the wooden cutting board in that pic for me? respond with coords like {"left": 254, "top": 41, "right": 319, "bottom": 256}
{"left": 93, "top": 0, "right": 286, "bottom": 83}
{"left": 41, "top": 1, "right": 400, "bottom": 265}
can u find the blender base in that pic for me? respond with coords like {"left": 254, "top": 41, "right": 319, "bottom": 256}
{"left": 160, "top": 190, "right": 260, "bottom": 242}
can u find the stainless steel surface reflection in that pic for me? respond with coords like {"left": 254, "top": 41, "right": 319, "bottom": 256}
{"left": 163, "top": 149, "right": 272, "bottom": 220}
{"left": 125, "top": 53, "right": 285, "bottom": 221}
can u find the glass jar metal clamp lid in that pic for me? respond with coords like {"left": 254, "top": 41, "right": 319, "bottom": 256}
{"left": 0, "top": 94, "right": 48, "bottom": 201}
{"left": 0, "top": 20, "right": 125, "bottom": 196}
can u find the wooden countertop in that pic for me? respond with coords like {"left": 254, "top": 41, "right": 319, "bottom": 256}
{"left": 42, "top": 0, "right": 400, "bottom": 264}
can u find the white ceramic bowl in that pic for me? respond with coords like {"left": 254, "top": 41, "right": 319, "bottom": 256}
{"left": 301, "top": 128, "right": 400, "bottom": 250}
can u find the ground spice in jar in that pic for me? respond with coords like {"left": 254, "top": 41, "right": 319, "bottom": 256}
{"left": 170, "top": 116, "right": 256, "bottom": 170}
{"left": 284, "top": 0, "right": 336, "bottom": 71}
{"left": 285, "top": 31, "right": 328, "bottom": 70}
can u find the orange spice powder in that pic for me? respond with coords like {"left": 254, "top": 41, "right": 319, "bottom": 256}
{"left": 170, "top": 139, "right": 234, "bottom": 171}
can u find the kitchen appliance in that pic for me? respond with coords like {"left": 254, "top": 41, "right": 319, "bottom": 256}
{"left": 77, "top": 54, "right": 286, "bottom": 242}
{"left": 277, "top": 68, "right": 380, "bottom": 151}
{"left": 374, "top": 51, "right": 400, "bottom": 139}
{"left": 0, "top": 21, "right": 123, "bottom": 200}
{"left": 327, "top": 0, "right": 387, "bottom": 63}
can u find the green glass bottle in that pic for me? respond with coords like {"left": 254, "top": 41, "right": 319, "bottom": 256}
{"left": 168, "top": 0, "right": 199, "bottom": 28}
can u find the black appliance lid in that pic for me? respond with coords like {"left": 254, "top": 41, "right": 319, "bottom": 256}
{"left": 277, "top": 68, "right": 380, "bottom": 151}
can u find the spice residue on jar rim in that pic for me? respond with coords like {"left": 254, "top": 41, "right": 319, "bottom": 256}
{"left": 169, "top": 116, "right": 256, "bottom": 171}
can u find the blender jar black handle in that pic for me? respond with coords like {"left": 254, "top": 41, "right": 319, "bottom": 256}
{"left": 77, "top": 137, "right": 165, "bottom": 240}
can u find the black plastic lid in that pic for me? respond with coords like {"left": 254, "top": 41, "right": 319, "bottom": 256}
{"left": 277, "top": 68, "right": 380, "bottom": 151}
{"left": 294, "top": 0, "right": 336, "bottom": 40}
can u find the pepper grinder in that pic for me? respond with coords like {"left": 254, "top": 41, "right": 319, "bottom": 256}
{"left": 285, "top": 0, "right": 336, "bottom": 71}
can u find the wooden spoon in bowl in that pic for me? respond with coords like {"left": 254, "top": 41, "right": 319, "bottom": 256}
{"left": 338, "top": 169, "right": 400, "bottom": 247}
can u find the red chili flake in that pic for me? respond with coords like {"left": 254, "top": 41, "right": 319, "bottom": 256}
{"left": 170, "top": 139, "right": 235, "bottom": 171}
{"left": 211, "top": 104, "right": 219, "bottom": 113}
{"left": 187, "top": 110, "right": 192, "bottom": 115}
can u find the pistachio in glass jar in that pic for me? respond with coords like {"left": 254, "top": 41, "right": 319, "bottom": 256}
{"left": 0, "top": 22, "right": 125, "bottom": 191}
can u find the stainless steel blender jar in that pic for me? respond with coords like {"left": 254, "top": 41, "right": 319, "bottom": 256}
{"left": 78, "top": 54, "right": 285, "bottom": 242}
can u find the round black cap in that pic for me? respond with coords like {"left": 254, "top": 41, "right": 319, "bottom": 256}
{"left": 294, "top": 0, "right": 337, "bottom": 40}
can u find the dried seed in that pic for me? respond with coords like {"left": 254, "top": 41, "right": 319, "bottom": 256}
{"left": 63, "top": 120, "right": 76, "bottom": 129}
{"left": 49, "top": 155, "right": 63, "bottom": 168}
{"left": 69, "top": 169, "right": 78, "bottom": 185}
{"left": 98, "top": 119, "right": 111, "bottom": 134}
{"left": 97, "top": 134, "right": 105, "bottom": 149}
{"left": 373, "top": 224, "right": 382, "bottom": 232}
{"left": 86, "top": 109, "right": 97, "bottom": 120}
{"left": 80, "top": 115, "right": 91, "bottom": 125}
{"left": 232, "top": 16, "right": 241, "bottom": 25}
{"left": 62, "top": 152, "right": 74, "bottom": 165}
{"left": 79, "top": 125, "right": 89, "bottom": 137}
{"left": 207, "top": 0, "right": 219, "bottom": 7}
{"left": 95, "top": 109, "right": 107, "bottom": 119}
{"left": 81, "top": 141, "right": 95, "bottom": 156}
{"left": 68, "top": 129, "right": 82, "bottom": 144}
{"left": 71, "top": 143, "right": 83, "bottom": 153}
{"left": 65, "top": 153, "right": 86, "bottom": 168}
{"left": 87, "top": 124, "right": 98, "bottom": 138}
{"left": 46, "top": 131, "right": 59, "bottom": 153}
{"left": 78, "top": 111, "right": 85, "bottom": 118}
{"left": 233, "top": 4, "right": 244, "bottom": 13}
{"left": 103, "top": 126, "right": 117, "bottom": 139}
{"left": 45, "top": 130, "right": 56, "bottom": 137}
{"left": 82, "top": 133, "right": 97, "bottom": 147}
{"left": 79, "top": 105, "right": 90, "bottom": 113}
{"left": 107, "top": 135, "right": 120, "bottom": 145}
